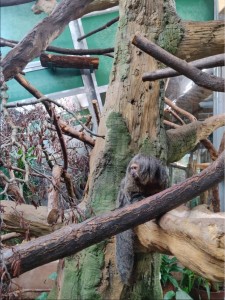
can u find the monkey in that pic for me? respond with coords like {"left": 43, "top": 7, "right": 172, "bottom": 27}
{"left": 115, "top": 154, "right": 168, "bottom": 285}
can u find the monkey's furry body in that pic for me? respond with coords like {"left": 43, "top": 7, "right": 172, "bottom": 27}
{"left": 115, "top": 154, "right": 168, "bottom": 285}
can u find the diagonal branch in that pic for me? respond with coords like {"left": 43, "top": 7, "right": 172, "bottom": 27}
{"left": 2, "top": 0, "right": 95, "bottom": 80}
{"left": 143, "top": 54, "right": 225, "bottom": 81}
{"left": 132, "top": 34, "right": 224, "bottom": 92}
{"left": 14, "top": 74, "right": 69, "bottom": 171}
{"left": 77, "top": 16, "right": 119, "bottom": 42}
{"left": 166, "top": 114, "right": 225, "bottom": 163}
{"left": 1, "top": 151, "right": 224, "bottom": 278}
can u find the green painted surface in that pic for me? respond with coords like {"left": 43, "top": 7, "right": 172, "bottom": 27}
{"left": 81, "top": 12, "right": 119, "bottom": 86}
{"left": 7, "top": 68, "right": 83, "bottom": 102}
{"left": 176, "top": 0, "right": 214, "bottom": 20}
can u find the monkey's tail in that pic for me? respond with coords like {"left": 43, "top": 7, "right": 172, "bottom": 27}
{"left": 115, "top": 229, "right": 134, "bottom": 285}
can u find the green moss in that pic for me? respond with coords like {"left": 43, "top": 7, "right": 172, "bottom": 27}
{"left": 60, "top": 243, "right": 105, "bottom": 300}
{"left": 157, "top": 23, "right": 184, "bottom": 54}
{"left": 91, "top": 112, "right": 132, "bottom": 214}
{"left": 47, "top": 287, "right": 57, "bottom": 300}
{"left": 59, "top": 113, "right": 132, "bottom": 300}
{"left": 167, "top": 129, "right": 197, "bottom": 163}
{"left": 156, "top": 2, "right": 184, "bottom": 54}
{"left": 121, "top": 253, "right": 162, "bottom": 300}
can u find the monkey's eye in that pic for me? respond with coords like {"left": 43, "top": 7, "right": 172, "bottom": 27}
{"left": 130, "top": 164, "right": 138, "bottom": 171}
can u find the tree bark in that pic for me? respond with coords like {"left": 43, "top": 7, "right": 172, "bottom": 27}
{"left": 2, "top": 0, "right": 95, "bottom": 81}
{"left": 1, "top": 151, "right": 224, "bottom": 279}
{"left": 40, "top": 53, "right": 99, "bottom": 70}
{"left": 177, "top": 21, "right": 224, "bottom": 60}
{"left": 166, "top": 114, "right": 225, "bottom": 163}
{"left": 136, "top": 205, "right": 225, "bottom": 282}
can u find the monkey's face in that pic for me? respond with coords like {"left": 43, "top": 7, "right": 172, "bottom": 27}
{"left": 129, "top": 163, "right": 140, "bottom": 179}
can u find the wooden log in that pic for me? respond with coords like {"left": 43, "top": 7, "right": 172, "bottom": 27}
{"left": 1, "top": 152, "right": 224, "bottom": 277}
{"left": 40, "top": 53, "right": 99, "bottom": 69}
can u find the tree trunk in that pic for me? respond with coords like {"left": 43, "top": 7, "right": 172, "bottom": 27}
{"left": 56, "top": 1, "right": 178, "bottom": 299}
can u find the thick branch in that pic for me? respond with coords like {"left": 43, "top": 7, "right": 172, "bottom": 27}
{"left": 135, "top": 205, "right": 225, "bottom": 281}
{"left": 132, "top": 35, "right": 224, "bottom": 92}
{"left": 2, "top": 152, "right": 224, "bottom": 277}
{"left": 143, "top": 54, "right": 224, "bottom": 81}
{"left": 82, "top": 0, "right": 118, "bottom": 14}
{"left": 2, "top": 0, "right": 95, "bottom": 80}
{"left": 40, "top": 53, "right": 99, "bottom": 69}
{"left": 178, "top": 21, "right": 225, "bottom": 60}
{"left": 166, "top": 114, "right": 225, "bottom": 163}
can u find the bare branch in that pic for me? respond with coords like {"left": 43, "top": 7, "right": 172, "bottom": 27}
{"left": 40, "top": 53, "right": 99, "bottom": 69}
{"left": 132, "top": 35, "right": 225, "bottom": 92}
{"left": 1, "top": 151, "right": 224, "bottom": 277}
{"left": 2, "top": 0, "right": 95, "bottom": 80}
{"left": 0, "top": 37, "right": 114, "bottom": 56}
{"left": 1, "top": 233, "right": 21, "bottom": 242}
{"left": 14, "top": 74, "right": 69, "bottom": 171}
{"left": 136, "top": 205, "right": 225, "bottom": 281}
{"left": 165, "top": 97, "right": 196, "bottom": 122}
{"left": 143, "top": 54, "right": 225, "bottom": 81}
{"left": 77, "top": 16, "right": 119, "bottom": 42}
{"left": 166, "top": 114, "right": 225, "bottom": 163}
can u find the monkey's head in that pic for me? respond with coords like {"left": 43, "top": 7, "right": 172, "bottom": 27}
{"left": 127, "top": 154, "right": 168, "bottom": 192}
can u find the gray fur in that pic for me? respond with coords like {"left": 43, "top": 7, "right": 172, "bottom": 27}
{"left": 115, "top": 154, "right": 168, "bottom": 285}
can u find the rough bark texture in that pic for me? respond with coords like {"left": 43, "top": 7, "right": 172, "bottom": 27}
{"left": 174, "top": 21, "right": 224, "bottom": 60}
{"left": 166, "top": 114, "right": 225, "bottom": 163}
{"left": 2, "top": 152, "right": 224, "bottom": 279}
{"left": 2, "top": 0, "right": 95, "bottom": 80}
{"left": 60, "top": 1, "right": 182, "bottom": 299}
{"left": 40, "top": 53, "right": 99, "bottom": 69}
{"left": 136, "top": 205, "right": 225, "bottom": 282}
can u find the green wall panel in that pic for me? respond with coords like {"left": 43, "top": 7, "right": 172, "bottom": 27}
{"left": 7, "top": 68, "right": 83, "bottom": 102}
{"left": 176, "top": 0, "right": 214, "bottom": 21}
{"left": 81, "top": 12, "right": 119, "bottom": 87}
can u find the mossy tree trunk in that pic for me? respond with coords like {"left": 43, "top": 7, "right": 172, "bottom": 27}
{"left": 52, "top": 1, "right": 185, "bottom": 299}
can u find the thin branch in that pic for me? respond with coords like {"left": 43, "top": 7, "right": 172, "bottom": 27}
{"left": 165, "top": 97, "right": 196, "bottom": 122}
{"left": 38, "top": 96, "right": 105, "bottom": 138}
{"left": 1, "top": 151, "right": 224, "bottom": 277}
{"left": 132, "top": 35, "right": 225, "bottom": 92}
{"left": 163, "top": 120, "right": 180, "bottom": 129}
{"left": 14, "top": 74, "right": 69, "bottom": 171}
{"left": 165, "top": 108, "right": 185, "bottom": 125}
{"left": 77, "top": 16, "right": 119, "bottom": 41}
{"left": 143, "top": 54, "right": 225, "bottom": 80}
{"left": 200, "top": 139, "right": 218, "bottom": 161}
{"left": 0, "top": 37, "right": 114, "bottom": 56}
{"left": 1, "top": 232, "right": 21, "bottom": 242}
